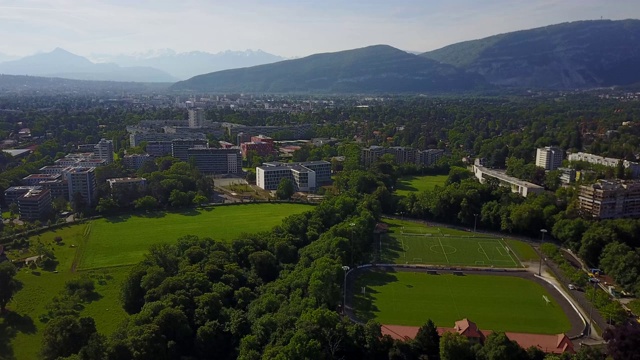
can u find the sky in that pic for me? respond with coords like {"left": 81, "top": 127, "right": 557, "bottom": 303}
{"left": 1, "top": 0, "right": 639, "bottom": 59}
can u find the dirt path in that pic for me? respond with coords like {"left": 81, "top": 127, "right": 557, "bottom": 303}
{"left": 345, "top": 265, "right": 586, "bottom": 338}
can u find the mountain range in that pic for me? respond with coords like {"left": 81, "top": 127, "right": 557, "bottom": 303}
{"left": 92, "top": 49, "right": 285, "bottom": 80}
{"left": 0, "top": 48, "right": 178, "bottom": 83}
{"left": 421, "top": 19, "right": 640, "bottom": 89}
{"left": 3, "top": 19, "right": 640, "bottom": 92}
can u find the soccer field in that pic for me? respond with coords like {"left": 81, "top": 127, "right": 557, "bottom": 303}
{"left": 380, "top": 220, "right": 523, "bottom": 268}
{"left": 353, "top": 271, "right": 572, "bottom": 334}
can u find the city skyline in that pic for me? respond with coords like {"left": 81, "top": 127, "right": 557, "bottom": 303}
{"left": 1, "top": 0, "right": 639, "bottom": 59}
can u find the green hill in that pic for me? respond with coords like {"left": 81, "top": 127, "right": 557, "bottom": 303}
{"left": 170, "top": 45, "right": 486, "bottom": 94}
{"left": 422, "top": 19, "right": 640, "bottom": 89}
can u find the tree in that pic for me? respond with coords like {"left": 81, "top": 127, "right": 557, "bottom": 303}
{"left": 439, "top": 332, "right": 475, "bottom": 360}
{"left": 603, "top": 321, "right": 640, "bottom": 360}
{"left": 193, "top": 194, "right": 209, "bottom": 207}
{"left": 276, "top": 178, "right": 295, "bottom": 200}
{"left": 412, "top": 319, "right": 440, "bottom": 359}
{"left": 134, "top": 196, "right": 158, "bottom": 211}
{"left": 476, "top": 332, "right": 527, "bottom": 360}
{"left": 41, "top": 316, "right": 97, "bottom": 360}
{"left": 0, "top": 262, "right": 19, "bottom": 312}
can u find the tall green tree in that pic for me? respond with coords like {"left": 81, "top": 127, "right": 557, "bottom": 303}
{"left": 0, "top": 262, "right": 19, "bottom": 312}
{"left": 276, "top": 178, "right": 295, "bottom": 200}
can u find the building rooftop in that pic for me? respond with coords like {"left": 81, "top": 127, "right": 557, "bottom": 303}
{"left": 20, "top": 188, "right": 50, "bottom": 200}
{"left": 476, "top": 166, "right": 543, "bottom": 190}
{"left": 23, "top": 173, "right": 60, "bottom": 180}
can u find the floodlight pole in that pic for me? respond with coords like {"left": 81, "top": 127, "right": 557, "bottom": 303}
{"left": 342, "top": 265, "right": 350, "bottom": 315}
{"left": 539, "top": 229, "right": 547, "bottom": 276}
{"left": 473, "top": 213, "right": 478, "bottom": 233}
{"left": 349, "top": 223, "right": 356, "bottom": 265}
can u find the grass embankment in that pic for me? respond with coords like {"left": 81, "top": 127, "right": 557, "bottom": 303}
{"left": 394, "top": 175, "right": 448, "bottom": 197}
{"left": 4, "top": 203, "right": 312, "bottom": 360}
{"left": 354, "top": 271, "right": 572, "bottom": 334}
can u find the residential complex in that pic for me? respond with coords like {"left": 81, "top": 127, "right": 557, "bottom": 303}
{"left": 107, "top": 178, "right": 147, "bottom": 192}
{"left": 578, "top": 180, "right": 640, "bottom": 219}
{"left": 535, "top": 146, "right": 564, "bottom": 170}
{"left": 123, "top": 153, "right": 152, "bottom": 170}
{"left": 171, "top": 139, "right": 209, "bottom": 162}
{"left": 473, "top": 162, "right": 544, "bottom": 198}
{"left": 568, "top": 152, "right": 640, "bottom": 178}
{"left": 186, "top": 148, "right": 243, "bottom": 174}
{"left": 361, "top": 146, "right": 444, "bottom": 167}
{"left": 256, "top": 161, "right": 331, "bottom": 192}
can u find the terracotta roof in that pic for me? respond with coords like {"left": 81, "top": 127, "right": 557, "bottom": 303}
{"left": 381, "top": 320, "right": 574, "bottom": 354}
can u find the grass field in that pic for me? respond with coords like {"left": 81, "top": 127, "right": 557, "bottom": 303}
{"left": 354, "top": 271, "right": 571, "bottom": 334}
{"left": 3, "top": 203, "right": 312, "bottom": 360}
{"left": 381, "top": 219, "right": 527, "bottom": 268}
{"left": 395, "top": 175, "right": 448, "bottom": 197}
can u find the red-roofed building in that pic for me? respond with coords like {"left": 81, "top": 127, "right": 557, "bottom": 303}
{"left": 380, "top": 319, "right": 574, "bottom": 355}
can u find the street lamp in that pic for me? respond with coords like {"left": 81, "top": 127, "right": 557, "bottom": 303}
{"left": 349, "top": 223, "right": 355, "bottom": 265}
{"left": 539, "top": 229, "right": 547, "bottom": 276}
{"left": 473, "top": 213, "right": 478, "bottom": 233}
{"left": 342, "top": 265, "right": 350, "bottom": 314}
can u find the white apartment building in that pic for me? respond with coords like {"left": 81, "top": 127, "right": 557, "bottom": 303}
{"left": 94, "top": 138, "right": 114, "bottom": 164}
{"left": 63, "top": 167, "right": 97, "bottom": 207}
{"left": 188, "top": 108, "right": 205, "bottom": 128}
{"left": 536, "top": 146, "right": 564, "bottom": 170}
{"left": 568, "top": 152, "right": 640, "bottom": 178}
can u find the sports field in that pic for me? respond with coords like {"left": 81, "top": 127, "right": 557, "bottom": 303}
{"left": 395, "top": 175, "right": 448, "bottom": 197}
{"left": 5, "top": 203, "right": 312, "bottom": 359}
{"left": 380, "top": 219, "right": 524, "bottom": 268}
{"left": 353, "top": 271, "right": 571, "bottom": 334}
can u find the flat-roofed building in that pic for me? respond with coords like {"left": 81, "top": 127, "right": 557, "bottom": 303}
{"left": 63, "top": 167, "right": 97, "bottom": 208}
{"left": 361, "top": 146, "right": 387, "bottom": 167}
{"left": 17, "top": 188, "right": 52, "bottom": 220}
{"left": 416, "top": 149, "right": 445, "bottom": 167}
{"left": 94, "top": 138, "right": 114, "bottom": 164}
{"left": 568, "top": 152, "right": 640, "bottom": 178}
{"left": 536, "top": 146, "right": 564, "bottom": 170}
{"left": 256, "top": 161, "right": 330, "bottom": 192}
{"left": 107, "top": 177, "right": 147, "bottom": 191}
{"left": 146, "top": 141, "right": 173, "bottom": 157}
{"left": 188, "top": 108, "right": 205, "bottom": 128}
{"left": 22, "top": 173, "right": 61, "bottom": 186}
{"left": 39, "top": 165, "right": 72, "bottom": 175}
{"left": 559, "top": 168, "right": 576, "bottom": 184}
{"left": 171, "top": 139, "right": 208, "bottom": 162}
{"left": 4, "top": 186, "right": 41, "bottom": 205}
{"left": 123, "top": 153, "right": 152, "bottom": 170}
{"left": 473, "top": 164, "right": 544, "bottom": 198}
{"left": 388, "top": 146, "right": 417, "bottom": 164}
{"left": 187, "top": 148, "right": 242, "bottom": 174}
{"left": 579, "top": 180, "right": 640, "bottom": 219}
{"left": 241, "top": 141, "right": 275, "bottom": 158}
{"left": 39, "top": 179, "right": 69, "bottom": 201}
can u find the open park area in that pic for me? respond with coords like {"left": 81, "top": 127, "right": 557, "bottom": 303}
{"left": 352, "top": 269, "right": 575, "bottom": 335}
{"left": 394, "top": 174, "right": 448, "bottom": 197}
{"left": 380, "top": 219, "right": 539, "bottom": 267}
{"left": 3, "top": 203, "right": 313, "bottom": 359}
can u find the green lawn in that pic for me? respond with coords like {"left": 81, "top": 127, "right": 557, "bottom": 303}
{"left": 3, "top": 203, "right": 312, "bottom": 360}
{"left": 506, "top": 239, "right": 540, "bottom": 262}
{"left": 354, "top": 271, "right": 571, "bottom": 334}
{"left": 381, "top": 219, "right": 530, "bottom": 268}
{"left": 395, "top": 175, "right": 448, "bottom": 197}
{"left": 79, "top": 203, "right": 313, "bottom": 269}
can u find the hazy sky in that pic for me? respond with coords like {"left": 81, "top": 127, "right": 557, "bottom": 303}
{"left": 1, "top": 0, "right": 639, "bottom": 58}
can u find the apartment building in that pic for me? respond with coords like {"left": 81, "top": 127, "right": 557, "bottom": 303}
{"left": 4, "top": 186, "right": 41, "bottom": 205}
{"left": 188, "top": 108, "right": 205, "bottom": 128}
{"left": 171, "top": 139, "right": 209, "bottom": 162}
{"left": 123, "top": 154, "right": 152, "bottom": 170}
{"left": 536, "top": 146, "right": 564, "bottom": 170}
{"left": 94, "top": 138, "right": 114, "bottom": 164}
{"left": 17, "top": 188, "right": 52, "bottom": 220}
{"left": 578, "top": 180, "right": 640, "bottom": 219}
{"left": 186, "top": 148, "right": 242, "bottom": 174}
{"left": 63, "top": 167, "right": 98, "bottom": 207}
{"left": 22, "top": 173, "right": 61, "bottom": 186}
{"left": 256, "top": 161, "right": 331, "bottom": 192}
{"left": 146, "top": 141, "right": 173, "bottom": 157}
{"left": 568, "top": 152, "right": 640, "bottom": 178}
{"left": 107, "top": 178, "right": 147, "bottom": 192}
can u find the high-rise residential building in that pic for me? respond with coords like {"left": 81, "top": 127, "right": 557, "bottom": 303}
{"left": 17, "top": 188, "right": 52, "bottom": 220}
{"left": 63, "top": 167, "right": 97, "bottom": 208}
{"left": 4, "top": 186, "right": 41, "bottom": 205}
{"left": 361, "top": 146, "right": 387, "bottom": 167}
{"left": 171, "top": 139, "right": 208, "bottom": 162}
{"left": 188, "top": 108, "right": 205, "bottom": 128}
{"left": 536, "top": 146, "right": 564, "bottom": 170}
{"left": 123, "top": 154, "right": 152, "bottom": 170}
{"left": 578, "top": 180, "right": 640, "bottom": 219}
{"left": 186, "top": 148, "right": 242, "bottom": 174}
{"left": 416, "top": 149, "right": 445, "bottom": 167}
{"left": 95, "top": 138, "right": 114, "bottom": 164}
{"left": 361, "top": 146, "right": 445, "bottom": 168}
